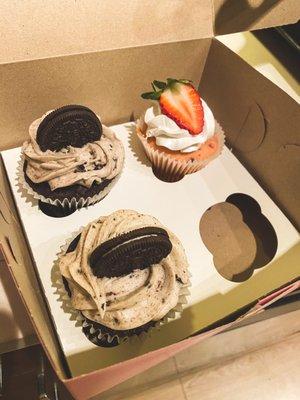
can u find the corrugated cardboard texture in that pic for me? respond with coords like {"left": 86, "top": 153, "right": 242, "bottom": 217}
{"left": 0, "top": 157, "right": 67, "bottom": 380}
{"left": 200, "top": 39, "right": 300, "bottom": 230}
{"left": 0, "top": 0, "right": 213, "bottom": 64}
{"left": 0, "top": 39, "right": 211, "bottom": 151}
{"left": 213, "top": 0, "right": 300, "bottom": 35}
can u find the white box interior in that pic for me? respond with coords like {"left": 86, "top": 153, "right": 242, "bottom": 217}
{"left": 2, "top": 122, "right": 299, "bottom": 376}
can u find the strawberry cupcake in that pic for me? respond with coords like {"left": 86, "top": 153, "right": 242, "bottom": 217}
{"left": 137, "top": 79, "right": 224, "bottom": 182}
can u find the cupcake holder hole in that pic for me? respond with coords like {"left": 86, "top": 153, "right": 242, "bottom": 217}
{"left": 200, "top": 193, "right": 278, "bottom": 282}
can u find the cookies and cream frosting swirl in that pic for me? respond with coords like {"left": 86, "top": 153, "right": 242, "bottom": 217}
{"left": 22, "top": 113, "right": 124, "bottom": 190}
{"left": 59, "top": 210, "right": 189, "bottom": 330}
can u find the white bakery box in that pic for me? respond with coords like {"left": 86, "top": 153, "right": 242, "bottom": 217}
{"left": 0, "top": 1, "right": 299, "bottom": 399}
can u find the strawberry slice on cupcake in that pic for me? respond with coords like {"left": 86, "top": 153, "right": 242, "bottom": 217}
{"left": 142, "top": 79, "right": 204, "bottom": 136}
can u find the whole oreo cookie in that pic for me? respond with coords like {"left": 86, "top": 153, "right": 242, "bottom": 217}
{"left": 89, "top": 227, "right": 172, "bottom": 278}
{"left": 36, "top": 105, "right": 102, "bottom": 151}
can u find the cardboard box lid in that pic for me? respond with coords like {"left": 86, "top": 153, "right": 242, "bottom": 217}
{"left": 213, "top": 0, "right": 300, "bottom": 35}
{"left": 199, "top": 39, "right": 300, "bottom": 230}
{"left": 0, "top": 0, "right": 298, "bottom": 64}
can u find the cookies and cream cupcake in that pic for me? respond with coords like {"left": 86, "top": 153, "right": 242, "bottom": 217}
{"left": 58, "top": 210, "right": 190, "bottom": 346}
{"left": 137, "top": 79, "right": 224, "bottom": 182}
{"left": 20, "top": 105, "right": 124, "bottom": 209}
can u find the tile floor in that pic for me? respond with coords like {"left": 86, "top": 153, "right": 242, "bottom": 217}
{"left": 98, "top": 309, "right": 300, "bottom": 400}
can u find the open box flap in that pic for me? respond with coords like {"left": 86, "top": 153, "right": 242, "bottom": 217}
{"left": 0, "top": 157, "right": 68, "bottom": 380}
{"left": 213, "top": 0, "right": 300, "bottom": 35}
{"left": 0, "top": 39, "right": 211, "bottom": 151}
{"left": 199, "top": 39, "right": 300, "bottom": 230}
{"left": 65, "top": 280, "right": 300, "bottom": 399}
{"left": 0, "top": 1, "right": 299, "bottom": 65}
{"left": 0, "top": 0, "right": 214, "bottom": 64}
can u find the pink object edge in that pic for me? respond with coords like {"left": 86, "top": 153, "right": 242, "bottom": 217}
{"left": 65, "top": 280, "right": 300, "bottom": 400}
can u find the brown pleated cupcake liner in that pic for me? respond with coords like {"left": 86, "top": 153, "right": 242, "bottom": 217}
{"left": 52, "top": 223, "right": 191, "bottom": 346}
{"left": 17, "top": 154, "right": 122, "bottom": 210}
{"left": 136, "top": 120, "right": 225, "bottom": 182}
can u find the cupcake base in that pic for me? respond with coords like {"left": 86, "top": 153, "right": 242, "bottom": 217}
{"left": 38, "top": 200, "right": 77, "bottom": 218}
{"left": 152, "top": 165, "right": 185, "bottom": 183}
{"left": 82, "top": 315, "right": 157, "bottom": 347}
{"left": 62, "top": 276, "right": 157, "bottom": 347}
{"left": 20, "top": 157, "right": 120, "bottom": 210}
{"left": 136, "top": 120, "right": 225, "bottom": 183}
{"left": 24, "top": 161, "right": 113, "bottom": 202}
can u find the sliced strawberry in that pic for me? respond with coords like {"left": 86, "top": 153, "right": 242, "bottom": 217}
{"left": 141, "top": 78, "right": 204, "bottom": 135}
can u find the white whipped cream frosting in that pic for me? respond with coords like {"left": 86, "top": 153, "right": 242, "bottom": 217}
{"left": 143, "top": 100, "right": 215, "bottom": 153}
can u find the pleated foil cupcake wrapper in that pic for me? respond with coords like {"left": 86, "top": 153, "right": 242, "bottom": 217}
{"left": 136, "top": 120, "right": 225, "bottom": 182}
{"left": 53, "top": 225, "right": 191, "bottom": 346}
{"left": 17, "top": 153, "right": 121, "bottom": 209}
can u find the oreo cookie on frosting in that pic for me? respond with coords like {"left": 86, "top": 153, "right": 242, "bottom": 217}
{"left": 89, "top": 226, "right": 172, "bottom": 278}
{"left": 20, "top": 105, "right": 125, "bottom": 210}
{"left": 36, "top": 105, "right": 102, "bottom": 152}
{"left": 58, "top": 210, "right": 190, "bottom": 347}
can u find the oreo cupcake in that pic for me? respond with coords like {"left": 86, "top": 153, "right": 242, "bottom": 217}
{"left": 20, "top": 105, "right": 124, "bottom": 209}
{"left": 57, "top": 210, "right": 190, "bottom": 346}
